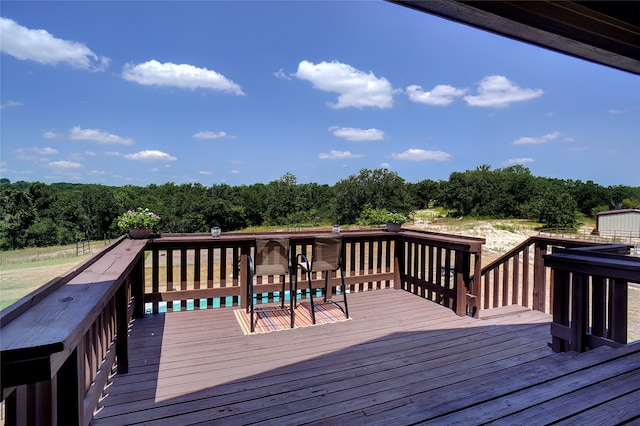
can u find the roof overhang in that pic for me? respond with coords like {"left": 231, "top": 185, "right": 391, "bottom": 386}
{"left": 390, "top": 1, "right": 640, "bottom": 75}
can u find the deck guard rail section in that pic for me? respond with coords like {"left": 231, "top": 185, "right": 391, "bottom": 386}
{"left": 0, "top": 238, "right": 146, "bottom": 425}
{"left": 143, "top": 231, "right": 403, "bottom": 313}
{"left": 395, "top": 231, "right": 484, "bottom": 316}
{"left": 544, "top": 247, "right": 639, "bottom": 353}
{"left": 477, "top": 236, "right": 617, "bottom": 315}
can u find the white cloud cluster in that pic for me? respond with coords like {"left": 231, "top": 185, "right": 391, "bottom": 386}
{"left": 391, "top": 149, "right": 451, "bottom": 161}
{"left": 512, "top": 131, "right": 560, "bottom": 145}
{"left": 0, "top": 17, "right": 109, "bottom": 71}
{"left": 329, "top": 126, "right": 385, "bottom": 141}
{"left": 44, "top": 126, "right": 134, "bottom": 145}
{"left": 503, "top": 158, "right": 534, "bottom": 166}
{"left": 124, "top": 150, "right": 177, "bottom": 162}
{"left": 319, "top": 150, "right": 363, "bottom": 159}
{"left": 465, "top": 75, "right": 543, "bottom": 108}
{"left": 294, "top": 60, "right": 393, "bottom": 109}
{"left": 48, "top": 160, "right": 82, "bottom": 169}
{"left": 122, "top": 60, "right": 245, "bottom": 95}
{"left": 193, "top": 131, "right": 230, "bottom": 140}
{"left": 0, "top": 100, "right": 23, "bottom": 110}
{"left": 406, "top": 84, "right": 467, "bottom": 106}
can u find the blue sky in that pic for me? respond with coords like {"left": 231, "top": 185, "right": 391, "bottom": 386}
{"left": 1, "top": 1, "right": 638, "bottom": 187}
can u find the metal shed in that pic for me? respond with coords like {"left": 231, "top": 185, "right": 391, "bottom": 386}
{"left": 596, "top": 209, "right": 640, "bottom": 238}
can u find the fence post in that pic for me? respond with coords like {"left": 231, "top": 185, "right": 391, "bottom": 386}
{"left": 532, "top": 241, "right": 548, "bottom": 312}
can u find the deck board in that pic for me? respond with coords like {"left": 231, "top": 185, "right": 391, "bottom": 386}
{"left": 93, "top": 289, "right": 640, "bottom": 425}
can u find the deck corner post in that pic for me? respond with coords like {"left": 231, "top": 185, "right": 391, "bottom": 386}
{"left": 610, "top": 278, "right": 628, "bottom": 345}
{"left": 533, "top": 241, "right": 548, "bottom": 312}
{"left": 116, "top": 281, "right": 129, "bottom": 374}
{"left": 393, "top": 237, "right": 404, "bottom": 290}
{"left": 239, "top": 250, "right": 249, "bottom": 310}
{"left": 133, "top": 255, "right": 145, "bottom": 319}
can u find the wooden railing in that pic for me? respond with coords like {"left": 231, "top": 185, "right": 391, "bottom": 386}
{"left": 394, "top": 231, "right": 484, "bottom": 316}
{"left": 142, "top": 229, "right": 483, "bottom": 316}
{"left": 544, "top": 246, "right": 639, "bottom": 352}
{"left": 476, "top": 236, "right": 617, "bottom": 315}
{"left": 7, "top": 228, "right": 633, "bottom": 424}
{"left": 0, "top": 238, "right": 146, "bottom": 425}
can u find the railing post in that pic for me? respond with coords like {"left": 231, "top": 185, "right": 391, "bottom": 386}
{"left": 239, "top": 248, "right": 249, "bottom": 310}
{"left": 132, "top": 256, "right": 145, "bottom": 318}
{"left": 454, "top": 250, "right": 469, "bottom": 316}
{"left": 116, "top": 280, "right": 129, "bottom": 374}
{"left": 570, "top": 273, "right": 588, "bottom": 352}
{"left": 551, "top": 269, "right": 570, "bottom": 352}
{"left": 393, "top": 238, "right": 404, "bottom": 290}
{"left": 533, "top": 241, "right": 548, "bottom": 312}
{"left": 610, "top": 279, "right": 628, "bottom": 344}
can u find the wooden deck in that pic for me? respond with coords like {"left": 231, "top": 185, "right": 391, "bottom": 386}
{"left": 92, "top": 289, "right": 640, "bottom": 425}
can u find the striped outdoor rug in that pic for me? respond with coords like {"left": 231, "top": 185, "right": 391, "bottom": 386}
{"left": 234, "top": 301, "right": 350, "bottom": 335}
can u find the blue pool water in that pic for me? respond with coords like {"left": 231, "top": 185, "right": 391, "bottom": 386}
{"left": 144, "top": 288, "right": 335, "bottom": 314}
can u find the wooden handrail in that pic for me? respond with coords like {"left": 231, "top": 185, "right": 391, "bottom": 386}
{"left": 475, "top": 236, "right": 624, "bottom": 314}
{"left": 545, "top": 247, "right": 639, "bottom": 352}
{"left": 8, "top": 228, "right": 633, "bottom": 423}
{"left": 1, "top": 238, "right": 146, "bottom": 425}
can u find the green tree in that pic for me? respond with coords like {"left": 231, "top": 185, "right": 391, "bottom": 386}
{"left": 333, "top": 168, "right": 411, "bottom": 224}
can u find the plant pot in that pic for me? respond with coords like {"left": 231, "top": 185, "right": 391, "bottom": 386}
{"left": 129, "top": 227, "right": 152, "bottom": 239}
{"left": 386, "top": 223, "right": 402, "bottom": 232}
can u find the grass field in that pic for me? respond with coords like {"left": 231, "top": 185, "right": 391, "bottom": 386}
{"left": 0, "top": 241, "right": 111, "bottom": 310}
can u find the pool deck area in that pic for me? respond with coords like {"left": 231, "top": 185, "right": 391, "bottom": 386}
{"left": 92, "top": 288, "right": 640, "bottom": 425}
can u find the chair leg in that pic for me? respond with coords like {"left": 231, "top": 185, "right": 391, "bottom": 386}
{"left": 248, "top": 271, "right": 255, "bottom": 333}
{"left": 289, "top": 271, "right": 294, "bottom": 328}
{"left": 341, "top": 267, "right": 349, "bottom": 319}
{"left": 324, "top": 272, "right": 329, "bottom": 303}
{"left": 307, "top": 270, "right": 316, "bottom": 324}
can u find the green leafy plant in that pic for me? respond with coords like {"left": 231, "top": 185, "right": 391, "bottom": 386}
{"left": 386, "top": 212, "right": 408, "bottom": 224}
{"left": 116, "top": 208, "right": 161, "bottom": 231}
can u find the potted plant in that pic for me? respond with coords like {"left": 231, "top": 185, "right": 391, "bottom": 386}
{"left": 386, "top": 213, "right": 407, "bottom": 232}
{"left": 116, "top": 208, "right": 161, "bottom": 239}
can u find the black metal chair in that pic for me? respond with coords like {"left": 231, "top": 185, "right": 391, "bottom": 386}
{"left": 247, "top": 238, "right": 293, "bottom": 332}
{"left": 295, "top": 235, "right": 349, "bottom": 324}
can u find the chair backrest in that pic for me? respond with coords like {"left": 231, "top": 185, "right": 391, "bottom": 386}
{"left": 255, "top": 238, "right": 289, "bottom": 271}
{"left": 312, "top": 235, "right": 342, "bottom": 271}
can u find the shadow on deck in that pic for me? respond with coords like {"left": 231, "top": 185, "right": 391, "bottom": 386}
{"left": 93, "top": 289, "right": 640, "bottom": 425}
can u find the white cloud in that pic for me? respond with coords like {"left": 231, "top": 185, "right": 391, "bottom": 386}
{"left": 193, "top": 131, "right": 229, "bottom": 140}
{"left": 391, "top": 149, "right": 451, "bottom": 161}
{"left": 0, "top": 17, "right": 109, "bottom": 71}
{"left": 14, "top": 147, "right": 58, "bottom": 156}
{"left": 380, "top": 162, "right": 391, "bottom": 169}
{"left": 45, "top": 127, "right": 133, "bottom": 144}
{"left": 503, "top": 158, "right": 534, "bottom": 166}
{"left": 0, "top": 100, "right": 23, "bottom": 110}
{"left": 43, "top": 131, "right": 64, "bottom": 140}
{"left": 294, "top": 60, "right": 393, "bottom": 109}
{"left": 48, "top": 160, "right": 82, "bottom": 169}
{"left": 319, "top": 150, "right": 363, "bottom": 159}
{"left": 609, "top": 108, "right": 631, "bottom": 115}
{"left": 329, "top": 126, "right": 385, "bottom": 141}
{"left": 199, "top": 170, "right": 213, "bottom": 175}
{"left": 122, "top": 60, "right": 245, "bottom": 95}
{"left": 124, "top": 150, "right": 177, "bottom": 162}
{"left": 13, "top": 147, "right": 58, "bottom": 162}
{"left": 405, "top": 84, "right": 467, "bottom": 106}
{"left": 69, "top": 126, "right": 134, "bottom": 145}
{"left": 465, "top": 75, "right": 543, "bottom": 108}
{"left": 230, "top": 169, "right": 240, "bottom": 174}
{"left": 274, "top": 68, "right": 290, "bottom": 80}
{"left": 512, "top": 132, "right": 561, "bottom": 145}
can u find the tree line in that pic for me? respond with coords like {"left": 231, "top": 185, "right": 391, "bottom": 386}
{"left": 1, "top": 165, "right": 639, "bottom": 250}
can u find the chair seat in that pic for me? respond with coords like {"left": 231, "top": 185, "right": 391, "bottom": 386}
{"left": 300, "top": 260, "right": 335, "bottom": 272}
{"left": 255, "top": 264, "right": 288, "bottom": 276}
